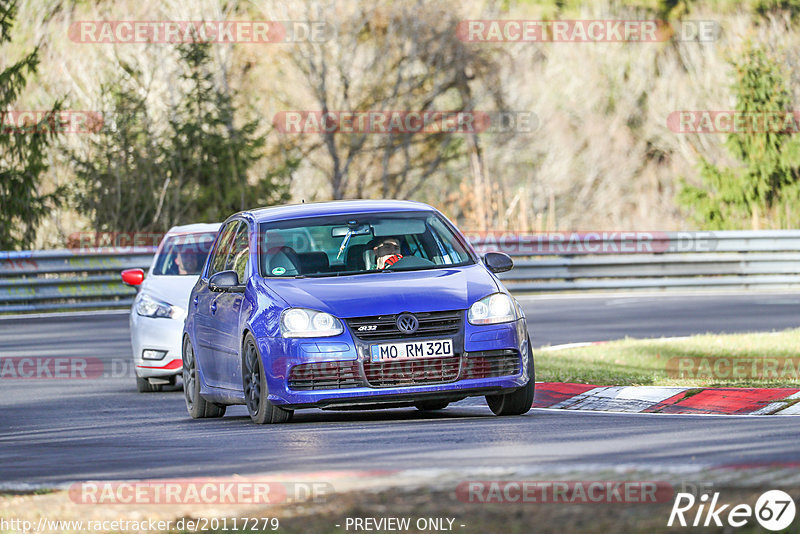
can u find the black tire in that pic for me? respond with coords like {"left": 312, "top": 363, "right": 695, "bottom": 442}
{"left": 136, "top": 375, "right": 162, "bottom": 393}
{"left": 414, "top": 400, "right": 450, "bottom": 411}
{"left": 242, "top": 333, "right": 293, "bottom": 424}
{"left": 486, "top": 336, "right": 535, "bottom": 416}
{"left": 182, "top": 336, "right": 226, "bottom": 419}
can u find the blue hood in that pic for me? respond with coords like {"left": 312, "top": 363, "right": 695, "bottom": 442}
{"left": 261, "top": 264, "right": 501, "bottom": 318}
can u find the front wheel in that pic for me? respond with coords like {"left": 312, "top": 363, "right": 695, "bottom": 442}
{"left": 486, "top": 336, "right": 535, "bottom": 416}
{"left": 242, "top": 334, "right": 293, "bottom": 424}
{"left": 182, "top": 337, "right": 226, "bottom": 419}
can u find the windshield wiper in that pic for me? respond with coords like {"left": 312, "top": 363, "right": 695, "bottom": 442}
{"left": 298, "top": 269, "right": 382, "bottom": 278}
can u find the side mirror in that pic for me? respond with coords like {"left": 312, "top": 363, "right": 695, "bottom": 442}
{"left": 121, "top": 268, "right": 144, "bottom": 287}
{"left": 483, "top": 252, "right": 513, "bottom": 274}
{"left": 209, "top": 270, "right": 244, "bottom": 293}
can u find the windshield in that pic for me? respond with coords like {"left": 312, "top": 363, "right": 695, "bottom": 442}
{"left": 259, "top": 212, "right": 474, "bottom": 278}
{"left": 152, "top": 232, "right": 217, "bottom": 276}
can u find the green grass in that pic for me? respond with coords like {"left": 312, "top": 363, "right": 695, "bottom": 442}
{"left": 0, "top": 488, "right": 56, "bottom": 497}
{"left": 536, "top": 328, "right": 800, "bottom": 387}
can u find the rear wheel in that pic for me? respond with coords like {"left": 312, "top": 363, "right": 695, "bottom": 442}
{"left": 242, "top": 334, "right": 293, "bottom": 424}
{"left": 414, "top": 400, "right": 450, "bottom": 411}
{"left": 486, "top": 336, "right": 535, "bottom": 416}
{"left": 182, "top": 337, "right": 226, "bottom": 419}
{"left": 135, "top": 375, "right": 162, "bottom": 393}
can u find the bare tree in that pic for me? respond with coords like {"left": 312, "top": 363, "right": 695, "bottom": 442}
{"left": 276, "top": 0, "right": 506, "bottom": 228}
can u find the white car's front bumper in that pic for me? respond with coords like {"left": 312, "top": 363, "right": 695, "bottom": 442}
{"left": 130, "top": 310, "right": 184, "bottom": 378}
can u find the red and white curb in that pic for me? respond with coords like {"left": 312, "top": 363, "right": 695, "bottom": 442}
{"left": 533, "top": 383, "right": 800, "bottom": 415}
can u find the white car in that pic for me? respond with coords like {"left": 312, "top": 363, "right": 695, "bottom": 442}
{"left": 121, "top": 223, "right": 221, "bottom": 392}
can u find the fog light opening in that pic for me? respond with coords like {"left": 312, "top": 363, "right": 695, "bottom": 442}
{"left": 142, "top": 349, "right": 168, "bottom": 361}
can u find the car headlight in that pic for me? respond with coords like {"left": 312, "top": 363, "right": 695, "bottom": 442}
{"left": 468, "top": 293, "right": 518, "bottom": 325}
{"left": 280, "top": 308, "right": 344, "bottom": 338}
{"left": 136, "top": 293, "right": 184, "bottom": 319}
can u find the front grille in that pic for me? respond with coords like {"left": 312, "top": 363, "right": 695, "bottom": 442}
{"left": 288, "top": 361, "right": 362, "bottom": 390}
{"left": 364, "top": 355, "right": 461, "bottom": 387}
{"left": 288, "top": 349, "right": 519, "bottom": 391}
{"left": 461, "top": 350, "right": 521, "bottom": 379}
{"left": 346, "top": 310, "right": 463, "bottom": 341}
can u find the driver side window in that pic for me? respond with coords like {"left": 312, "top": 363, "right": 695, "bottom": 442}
{"left": 208, "top": 221, "right": 239, "bottom": 277}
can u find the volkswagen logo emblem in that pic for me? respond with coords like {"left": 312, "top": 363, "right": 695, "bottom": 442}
{"left": 396, "top": 313, "right": 419, "bottom": 335}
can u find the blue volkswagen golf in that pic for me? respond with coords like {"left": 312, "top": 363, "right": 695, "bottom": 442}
{"left": 182, "top": 200, "right": 533, "bottom": 424}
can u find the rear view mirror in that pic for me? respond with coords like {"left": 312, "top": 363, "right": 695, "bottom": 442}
{"left": 483, "top": 252, "right": 513, "bottom": 274}
{"left": 209, "top": 270, "right": 244, "bottom": 292}
{"left": 331, "top": 224, "right": 371, "bottom": 238}
{"left": 373, "top": 219, "right": 426, "bottom": 236}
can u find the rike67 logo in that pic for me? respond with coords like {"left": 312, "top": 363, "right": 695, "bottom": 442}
{"left": 668, "top": 490, "right": 796, "bottom": 531}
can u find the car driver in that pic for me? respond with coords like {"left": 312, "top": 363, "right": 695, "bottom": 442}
{"left": 173, "top": 248, "right": 203, "bottom": 275}
{"left": 371, "top": 237, "right": 403, "bottom": 269}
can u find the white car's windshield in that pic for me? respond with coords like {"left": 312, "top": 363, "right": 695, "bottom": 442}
{"left": 259, "top": 212, "right": 473, "bottom": 277}
{"left": 152, "top": 232, "right": 217, "bottom": 276}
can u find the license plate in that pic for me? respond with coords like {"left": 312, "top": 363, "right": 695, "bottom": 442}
{"left": 370, "top": 339, "right": 453, "bottom": 362}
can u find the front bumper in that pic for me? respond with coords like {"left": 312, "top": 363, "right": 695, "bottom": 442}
{"left": 130, "top": 311, "right": 184, "bottom": 378}
{"left": 258, "top": 317, "right": 530, "bottom": 407}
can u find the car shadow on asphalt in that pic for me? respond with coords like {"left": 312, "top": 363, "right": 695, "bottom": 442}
{"left": 214, "top": 405, "right": 498, "bottom": 425}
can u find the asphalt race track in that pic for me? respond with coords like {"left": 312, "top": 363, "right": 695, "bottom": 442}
{"left": 1, "top": 291, "right": 799, "bottom": 487}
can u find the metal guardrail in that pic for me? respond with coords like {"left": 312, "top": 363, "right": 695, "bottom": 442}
{"left": 475, "top": 230, "right": 800, "bottom": 292}
{"left": 0, "top": 248, "right": 155, "bottom": 313}
{"left": 1, "top": 231, "right": 799, "bottom": 313}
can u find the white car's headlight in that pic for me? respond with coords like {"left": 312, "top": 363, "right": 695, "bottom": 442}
{"left": 280, "top": 308, "right": 343, "bottom": 338}
{"left": 468, "top": 293, "right": 518, "bottom": 325}
{"left": 136, "top": 293, "right": 184, "bottom": 319}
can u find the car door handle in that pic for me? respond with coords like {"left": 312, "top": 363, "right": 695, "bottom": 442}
{"left": 210, "top": 301, "right": 217, "bottom": 314}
